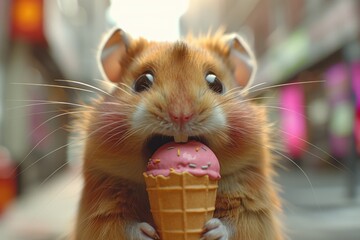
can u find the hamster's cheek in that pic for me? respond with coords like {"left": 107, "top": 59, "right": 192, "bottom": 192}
{"left": 131, "top": 101, "right": 148, "bottom": 127}
{"left": 207, "top": 105, "right": 227, "bottom": 130}
{"left": 200, "top": 104, "right": 231, "bottom": 147}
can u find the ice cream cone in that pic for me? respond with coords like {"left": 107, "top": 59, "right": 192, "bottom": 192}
{"left": 144, "top": 171, "right": 218, "bottom": 240}
{"left": 144, "top": 141, "right": 221, "bottom": 239}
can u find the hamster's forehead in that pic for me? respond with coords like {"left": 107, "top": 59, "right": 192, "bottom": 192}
{"left": 128, "top": 40, "right": 232, "bottom": 87}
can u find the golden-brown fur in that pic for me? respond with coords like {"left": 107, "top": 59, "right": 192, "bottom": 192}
{"left": 74, "top": 31, "right": 283, "bottom": 239}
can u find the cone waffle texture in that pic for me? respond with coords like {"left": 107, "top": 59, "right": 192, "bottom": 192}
{"left": 144, "top": 171, "right": 218, "bottom": 240}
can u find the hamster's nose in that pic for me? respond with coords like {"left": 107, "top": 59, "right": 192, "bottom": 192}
{"left": 169, "top": 112, "right": 193, "bottom": 124}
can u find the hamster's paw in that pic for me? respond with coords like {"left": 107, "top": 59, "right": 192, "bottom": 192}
{"left": 131, "top": 222, "right": 159, "bottom": 240}
{"left": 201, "top": 218, "right": 229, "bottom": 240}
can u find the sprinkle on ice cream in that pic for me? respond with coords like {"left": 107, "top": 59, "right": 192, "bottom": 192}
{"left": 146, "top": 141, "right": 221, "bottom": 180}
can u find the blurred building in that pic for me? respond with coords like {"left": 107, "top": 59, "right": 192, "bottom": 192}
{"left": 0, "top": 0, "right": 110, "bottom": 195}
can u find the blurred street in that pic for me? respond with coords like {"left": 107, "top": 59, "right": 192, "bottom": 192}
{"left": 279, "top": 166, "right": 360, "bottom": 240}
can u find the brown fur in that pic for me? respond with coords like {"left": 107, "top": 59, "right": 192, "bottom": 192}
{"left": 74, "top": 33, "right": 283, "bottom": 239}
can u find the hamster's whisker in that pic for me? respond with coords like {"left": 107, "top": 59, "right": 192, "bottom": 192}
{"left": 40, "top": 161, "right": 69, "bottom": 185}
{"left": 272, "top": 148, "right": 320, "bottom": 208}
{"left": 260, "top": 105, "right": 309, "bottom": 120}
{"left": 83, "top": 119, "right": 129, "bottom": 138}
{"left": 240, "top": 82, "right": 267, "bottom": 94}
{"left": 91, "top": 78, "right": 112, "bottom": 86}
{"left": 115, "top": 128, "right": 145, "bottom": 145}
{"left": 97, "top": 122, "right": 131, "bottom": 145}
{"left": 232, "top": 132, "right": 319, "bottom": 207}
{"left": 102, "top": 101, "right": 124, "bottom": 106}
{"left": 118, "top": 82, "right": 135, "bottom": 93}
{"left": 97, "top": 122, "right": 132, "bottom": 148}
{"left": 93, "top": 79, "right": 133, "bottom": 97}
{"left": 286, "top": 141, "right": 344, "bottom": 172}
{"left": 99, "top": 112, "right": 129, "bottom": 117}
{"left": 89, "top": 120, "right": 128, "bottom": 138}
{"left": 224, "top": 125, "right": 257, "bottom": 142}
{"left": 225, "top": 86, "right": 243, "bottom": 95}
{"left": 139, "top": 123, "right": 153, "bottom": 134}
{"left": 112, "top": 126, "right": 148, "bottom": 149}
{"left": 214, "top": 95, "right": 274, "bottom": 109}
{"left": 216, "top": 95, "right": 273, "bottom": 108}
{"left": 18, "top": 141, "right": 75, "bottom": 176}
{"left": 227, "top": 121, "right": 345, "bottom": 172}
{"left": 223, "top": 88, "right": 244, "bottom": 99}
{"left": 201, "top": 125, "right": 228, "bottom": 143}
{"left": 55, "top": 79, "right": 113, "bottom": 96}
{"left": 85, "top": 119, "right": 124, "bottom": 129}
{"left": 247, "top": 80, "right": 325, "bottom": 96}
{"left": 11, "top": 82, "right": 98, "bottom": 94}
{"left": 237, "top": 96, "right": 275, "bottom": 104}
{"left": 28, "top": 110, "right": 89, "bottom": 137}
{"left": 277, "top": 128, "right": 347, "bottom": 170}
{"left": 19, "top": 120, "right": 123, "bottom": 176}
{"left": 7, "top": 100, "right": 94, "bottom": 110}
{"left": 101, "top": 101, "right": 134, "bottom": 108}
{"left": 25, "top": 109, "right": 74, "bottom": 117}
{"left": 221, "top": 92, "right": 241, "bottom": 102}
{"left": 16, "top": 127, "right": 65, "bottom": 171}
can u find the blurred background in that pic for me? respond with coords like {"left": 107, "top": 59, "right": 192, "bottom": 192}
{"left": 0, "top": 0, "right": 359, "bottom": 239}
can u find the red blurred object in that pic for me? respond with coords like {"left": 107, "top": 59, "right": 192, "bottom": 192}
{"left": 0, "top": 147, "right": 17, "bottom": 215}
{"left": 350, "top": 61, "right": 360, "bottom": 153}
{"left": 10, "top": 0, "right": 46, "bottom": 44}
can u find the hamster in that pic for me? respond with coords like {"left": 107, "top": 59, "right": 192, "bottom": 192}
{"left": 73, "top": 28, "right": 283, "bottom": 240}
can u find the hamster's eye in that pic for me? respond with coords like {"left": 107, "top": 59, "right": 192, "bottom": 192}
{"left": 134, "top": 72, "right": 154, "bottom": 92}
{"left": 205, "top": 73, "right": 224, "bottom": 94}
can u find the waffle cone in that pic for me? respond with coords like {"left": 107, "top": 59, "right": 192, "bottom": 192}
{"left": 144, "top": 171, "right": 218, "bottom": 240}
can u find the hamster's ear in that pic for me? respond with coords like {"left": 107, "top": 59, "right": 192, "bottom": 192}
{"left": 225, "top": 34, "right": 257, "bottom": 90}
{"left": 98, "top": 28, "right": 131, "bottom": 82}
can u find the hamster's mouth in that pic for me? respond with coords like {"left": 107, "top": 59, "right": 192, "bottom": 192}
{"left": 145, "top": 134, "right": 208, "bottom": 159}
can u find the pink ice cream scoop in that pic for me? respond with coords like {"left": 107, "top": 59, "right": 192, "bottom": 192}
{"left": 146, "top": 141, "right": 220, "bottom": 180}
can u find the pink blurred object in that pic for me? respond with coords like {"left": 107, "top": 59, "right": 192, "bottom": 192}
{"left": 280, "top": 84, "right": 307, "bottom": 158}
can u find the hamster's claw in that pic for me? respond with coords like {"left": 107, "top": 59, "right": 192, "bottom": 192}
{"left": 133, "top": 222, "right": 159, "bottom": 240}
{"left": 201, "top": 218, "right": 229, "bottom": 240}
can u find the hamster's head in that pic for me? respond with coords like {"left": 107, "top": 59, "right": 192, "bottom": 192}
{"left": 86, "top": 28, "right": 266, "bottom": 180}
